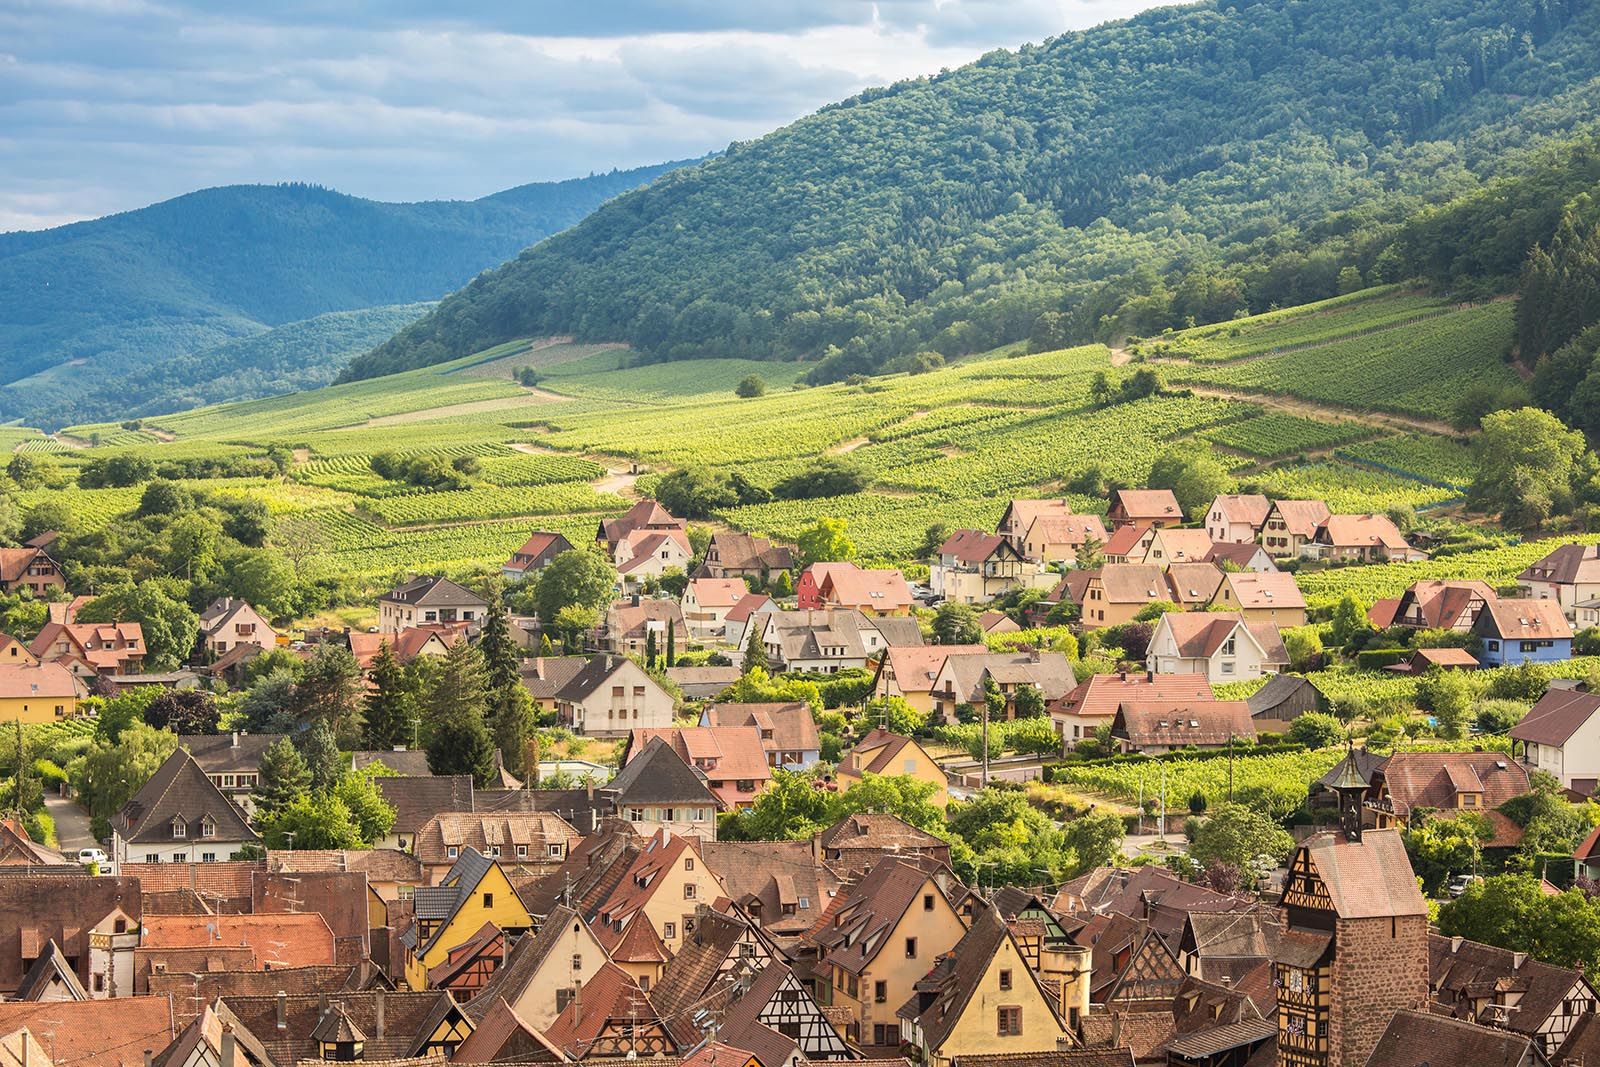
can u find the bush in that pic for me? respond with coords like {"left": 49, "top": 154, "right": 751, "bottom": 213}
{"left": 1286, "top": 712, "right": 1343, "bottom": 750}
{"left": 1475, "top": 699, "right": 1527, "bottom": 735}
{"left": 1355, "top": 648, "right": 1407, "bottom": 669}
{"left": 735, "top": 374, "right": 766, "bottom": 398}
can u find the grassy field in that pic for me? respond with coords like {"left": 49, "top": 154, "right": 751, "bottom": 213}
{"left": 27, "top": 287, "right": 1556, "bottom": 590}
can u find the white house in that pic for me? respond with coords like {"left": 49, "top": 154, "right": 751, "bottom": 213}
{"left": 555, "top": 655, "right": 677, "bottom": 737}
{"left": 1145, "top": 612, "right": 1287, "bottom": 684}
{"left": 1518, "top": 544, "right": 1600, "bottom": 621}
{"left": 1510, "top": 687, "right": 1600, "bottom": 791}
{"left": 109, "top": 749, "right": 259, "bottom": 864}
{"left": 680, "top": 577, "right": 751, "bottom": 641}
{"left": 1204, "top": 494, "right": 1271, "bottom": 545}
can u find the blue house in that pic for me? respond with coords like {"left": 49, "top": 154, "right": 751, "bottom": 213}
{"left": 1473, "top": 599, "right": 1573, "bottom": 667}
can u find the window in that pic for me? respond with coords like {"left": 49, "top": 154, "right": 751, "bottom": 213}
{"left": 517, "top": 845, "right": 528, "bottom": 858}
{"left": 627, "top": 808, "right": 644, "bottom": 822}
{"left": 556, "top": 989, "right": 575, "bottom": 1012}
{"left": 905, "top": 937, "right": 917, "bottom": 958}
{"left": 171, "top": 818, "right": 187, "bottom": 839}
{"left": 999, "top": 969, "right": 1012, "bottom": 991}
{"left": 172, "top": 853, "right": 187, "bottom": 863}
{"left": 201, "top": 852, "right": 216, "bottom": 863}
{"left": 997, "top": 1007, "right": 1022, "bottom": 1036}
{"left": 93, "top": 974, "right": 104, "bottom": 992}
{"left": 684, "top": 883, "right": 697, "bottom": 900}
{"left": 549, "top": 843, "right": 563, "bottom": 857}
{"left": 662, "top": 808, "right": 676, "bottom": 822}
{"left": 447, "top": 846, "right": 459, "bottom": 859}
{"left": 685, "top": 857, "right": 694, "bottom": 871}
{"left": 488, "top": 845, "right": 500, "bottom": 857}
{"left": 874, "top": 980, "right": 887, "bottom": 1003}
{"left": 483, "top": 893, "right": 494, "bottom": 907}
{"left": 572, "top": 954, "right": 584, "bottom": 972}
{"left": 923, "top": 893, "right": 934, "bottom": 911}
{"left": 664, "top": 923, "right": 676, "bottom": 939}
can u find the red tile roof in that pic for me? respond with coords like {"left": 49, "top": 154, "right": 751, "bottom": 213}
{"left": 938, "top": 529, "right": 1010, "bottom": 563}
{"left": 1269, "top": 500, "right": 1331, "bottom": 538}
{"left": 1110, "top": 489, "right": 1181, "bottom": 522}
{"left": 1052, "top": 672, "right": 1213, "bottom": 721}
{"left": 685, "top": 578, "right": 750, "bottom": 609}
{"left": 140, "top": 913, "right": 337, "bottom": 969}
{"left": 1221, "top": 570, "right": 1305, "bottom": 610}
{"left": 0, "top": 999, "right": 175, "bottom": 1067}
{"left": 1112, "top": 701, "right": 1255, "bottom": 748}
{"left": 818, "top": 566, "right": 913, "bottom": 612}
{"left": 627, "top": 726, "right": 773, "bottom": 785}
{"left": 0, "top": 662, "right": 76, "bottom": 700}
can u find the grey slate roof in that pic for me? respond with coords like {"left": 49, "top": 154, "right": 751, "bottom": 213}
{"left": 178, "top": 732, "right": 285, "bottom": 772}
{"left": 380, "top": 575, "right": 487, "bottom": 608}
{"left": 375, "top": 774, "right": 475, "bottom": 835}
{"left": 605, "top": 737, "right": 719, "bottom": 808}
{"left": 112, "top": 749, "right": 259, "bottom": 846}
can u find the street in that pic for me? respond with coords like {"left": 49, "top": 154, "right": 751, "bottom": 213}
{"left": 43, "top": 792, "right": 99, "bottom": 855}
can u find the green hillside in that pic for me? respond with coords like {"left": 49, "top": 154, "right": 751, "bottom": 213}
{"left": 0, "top": 161, "right": 692, "bottom": 428}
{"left": 348, "top": 0, "right": 1600, "bottom": 385}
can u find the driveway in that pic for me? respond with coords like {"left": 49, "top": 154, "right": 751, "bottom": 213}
{"left": 43, "top": 792, "right": 98, "bottom": 854}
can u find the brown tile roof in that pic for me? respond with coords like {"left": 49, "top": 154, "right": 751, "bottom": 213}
{"left": 937, "top": 651, "right": 1077, "bottom": 704}
{"left": 0, "top": 663, "right": 76, "bottom": 700}
{"left": 1519, "top": 543, "right": 1600, "bottom": 586}
{"left": 141, "top": 913, "right": 337, "bottom": 969}
{"left": 1079, "top": 1010, "right": 1174, "bottom": 1059}
{"left": 1377, "top": 752, "right": 1530, "bottom": 821}
{"left": 938, "top": 529, "right": 1010, "bottom": 563}
{"left": 0, "top": 1000, "right": 175, "bottom": 1067}
{"left": 701, "top": 531, "right": 793, "bottom": 574}
{"left": 702, "top": 702, "right": 820, "bottom": 757}
{"left": 616, "top": 529, "right": 693, "bottom": 575}
{"left": 1052, "top": 672, "right": 1213, "bottom": 721}
{"left": 1203, "top": 542, "right": 1273, "bottom": 569}
{"left": 1368, "top": 597, "right": 1403, "bottom": 628}
{"left": 519, "top": 655, "right": 592, "bottom": 700}
{"left": 502, "top": 531, "right": 573, "bottom": 573}
{"left": 111, "top": 749, "right": 258, "bottom": 847}
{"left": 1406, "top": 647, "right": 1482, "bottom": 669}
{"left": 724, "top": 593, "right": 773, "bottom": 624}
{"left": 806, "top": 856, "right": 947, "bottom": 976}
{"left": 1429, "top": 932, "right": 1589, "bottom": 1040}
{"left": 1023, "top": 513, "right": 1110, "bottom": 547}
{"left": 1511, "top": 687, "right": 1600, "bottom": 747}
{"left": 0, "top": 548, "right": 54, "bottom": 586}
{"left": 701, "top": 841, "right": 836, "bottom": 940}
{"left": 413, "top": 812, "right": 579, "bottom": 867}
{"left": 819, "top": 812, "right": 948, "bottom": 856}
{"left": 1101, "top": 524, "right": 1153, "bottom": 559}
{"left": 542, "top": 963, "right": 668, "bottom": 1058}
{"left": 1365, "top": 1008, "right": 1538, "bottom": 1067}
{"left": 1221, "top": 570, "right": 1305, "bottom": 610}
{"left": 266, "top": 848, "right": 421, "bottom": 884}
{"left": 1292, "top": 829, "right": 1426, "bottom": 919}
{"left": 1211, "top": 494, "right": 1272, "bottom": 528}
{"left": 0, "top": 878, "right": 141, "bottom": 994}
{"left": 600, "top": 499, "right": 686, "bottom": 545}
{"left": 450, "top": 996, "right": 564, "bottom": 1064}
{"left": 1110, "top": 489, "right": 1181, "bottom": 522}
{"left": 1112, "top": 701, "right": 1255, "bottom": 748}
{"left": 122, "top": 860, "right": 262, "bottom": 899}
{"left": 1556, "top": 1010, "right": 1600, "bottom": 1066}
{"left": 217, "top": 990, "right": 463, "bottom": 1065}
{"left": 1096, "top": 564, "right": 1171, "bottom": 603}
{"left": 1156, "top": 613, "right": 1259, "bottom": 659}
{"left": 644, "top": 908, "right": 750, "bottom": 1045}
{"left": 1316, "top": 512, "right": 1410, "bottom": 550}
{"left": 1477, "top": 598, "right": 1574, "bottom": 641}
{"left": 818, "top": 565, "right": 914, "bottom": 613}
{"left": 1150, "top": 529, "right": 1215, "bottom": 564}
{"left": 1395, "top": 580, "right": 1498, "bottom": 628}
{"left": 604, "top": 600, "right": 688, "bottom": 642}
{"left": 1164, "top": 563, "right": 1225, "bottom": 606}
{"left": 838, "top": 729, "right": 941, "bottom": 780}
{"left": 1056, "top": 865, "right": 1247, "bottom": 921}
{"left": 374, "top": 775, "right": 475, "bottom": 836}
{"left": 149, "top": 964, "right": 384, "bottom": 1025}
{"left": 1268, "top": 500, "right": 1331, "bottom": 538}
{"left": 951, "top": 1054, "right": 1136, "bottom": 1067}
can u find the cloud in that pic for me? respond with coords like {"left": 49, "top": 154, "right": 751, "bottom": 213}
{"left": 0, "top": 0, "right": 1165, "bottom": 229}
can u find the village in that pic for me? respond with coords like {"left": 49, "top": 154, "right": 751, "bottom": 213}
{"left": 0, "top": 479, "right": 1597, "bottom": 1067}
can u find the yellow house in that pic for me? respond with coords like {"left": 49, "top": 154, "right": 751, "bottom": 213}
{"left": 836, "top": 728, "right": 949, "bottom": 807}
{"left": 470, "top": 904, "right": 611, "bottom": 1029}
{"left": 405, "top": 848, "right": 533, "bottom": 990}
{"left": 810, "top": 857, "right": 968, "bottom": 1049}
{"left": 0, "top": 661, "right": 77, "bottom": 723}
{"left": 897, "top": 904, "right": 1070, "bottom": 1067}
{"left": 1211, "top": 570, "right": 1308, "bottom": 628}
{"left": 593, "top": 828, "right": 730, "bottom": 969}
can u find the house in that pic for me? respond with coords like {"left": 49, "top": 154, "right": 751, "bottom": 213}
{"left": 598, "top": 597, "right": 688, "bottom": 658}
{"left": 1518, "top": 543, "right": 1600, "bottom": 620}
{"left": 1108, "top": 489, "right": 1182, "bottom": 528}
{"left": 0, "top": 662, "right": 78, "bottom": 723}
{"left": 926, "top": 651, "right": 1076, "bottom": 723}
{"left": 1202, "top": 541, "right": 1278, "bottom": 573}
{"left": 519, "top": 655, "right": 592, "bottom": 714}
{"left": 216, "top": 990, "right": 473, "bottom": 1065}
{"left": 815, "top": 813, "right": 951, "bottom": 874}
{"left": 0, "top": 817, "right": 72, "bottom": 868}
{"left": 1246, "top": 674, "right": 1326, "bottom": 730}
{"left": 835, "top": 729, "right": 949, "bottom": 806}
{"left": 997, "top": 499, "right": 1083, "bottom": 555}
{"left": 553, "top": 654, "right": 676, "bottom": 736}
{"left": 0, "top": 634, "right": 37, "bottom": 666}
{"left": 806, "top": 857, "right": 968, "bottom": 1049}
{"left": 0, "top": 877, "right": 141, "bottom": 997}
{"left": 1017, "top": 513, "right": 1110, "bottom": 567}
{"left": 1473, "top": 599, "right": 1573, "bottom": 667}
{"left": 29, "top": 621, "right": 144, "bottom": 676}
{"left": 1101, "top": 522, "right": 1156, "bottom": 565}
{"left": 1204, "top": 494, "right": 1271, "bottom": 544}
{"left": 696, "top": 531, "right": 794, "bottom": 580}
{"left": 403, "top": 847, "right": 535, "bottom": 989}
{"left": 896, "top": 903, "right": 1069, "bottom": 1067}
{"left": 625, "top": 726, "right": 772, "bottom": 809}
{"left": 197, "top": 599, "right": 276, "bottom": 659}
{"left": 374, "top": 775, "right": 475, "bottom": 852}
{"left": 501, "top": 531, "right": 574, "bottom": 580}
{"left": 681, "top": 577, "right": 752, "bottom": 641}
{"left": 1177, "top": 911, "right": 1280, "bottom": 986}
{"left": 668, "top": 665, "right": 743, "bottom": 700}
{"left": 978, "top": 611, "right": 1019, "bottom": 635}
{"left": 760, "top": 609, "right": 920, "bottom": 674}
{"left": 701, "top": 702, "right": 822, "bottom": 769}
{"left": 1110, "top": 700, "right": 1255, "bottom": 754}
{"left": 348, "top": 625, "right": 463, "bottom": 669}
{"left": 1071, "top": 565, "right": 1172, "bottom": 627}
{"left": 1513, "top": 687, "right": 1600, "bottom": 791}
{"left": 1162, "top": 562, "right": 1226, "bottom": 610}
{"left": 412, "top": 812, "right": 580, "bottom": 884}
{"left": 1049, "top": 670, "right": 1212, "bottom": 748}
{"left": 930, "top": 530, "right": 1036, "bottom": 604}
{"left": 0, "top": 547, "right": 65, "bottom": 598}
{"left": 1366, "top": 753, "right": 1530, "bottom": 845}
{"left": 1384, "top": 646, "right": 1481, "bottom": 674}
{"left": 592, "top": 827, "right": 729, "bottom": 959}
{"left": 1429, "top": 932, "right": 1598, "bottom": 1055}
{"left": 542, "top": 962, "right": 676, "bottom": 1059}
{"left": 1141, "top": 528, "right": 1215, "bottom": 568}
{"left": 699, "top": 844, "right": 840, "bottom": 948}
{"left": 871, "top": 645, "right": 990, "bottom": 716}
{"left": 1391, "top": 580, "right": 1498, "bottom": 631}
{"left": 460, "top": 904, "right": 609, "bottom": 1030}
{"left": 798, "top": 562, "right": 914, "bottom": 616}
{"left": 110, "top": 749, "right": 259, "bottom": 864}
{"left": 177, "top": 732, "right": 280, "bottom": 816}
{"left": 597, "top": 499, "right": 686, "bottom": 556}
{"left": 1305, "top": 513, "right": 1427, "bottom": 562}
{"left": 377, "top": 576, "right": 487, "bottom": 635}
{"left": 1365, "top": 1010, "right": 1542, "bottom": 1067}
{"left": 607, "top": 737, "right": 722, "bottom": 839}
{"left": 266, "top": 848, "right": 422, "bottom": 916}
{"left": 723, "top": 593, "right": 778, "bottom": 653}
{"left": 1260, "top": 499, "right": 1331, "bottom": 557}
{"left": 614, "top": 527, "right": 695, "bottom": 585}
{"left": 12, "top": 941, "right": 88, "bottom": 1003}
{"left": 1210, "top": 570, "right": 1307, "bottom": 626}
{"left": 1145, "top": 612, "right": 1287, "bottom": 684}
{"left": 646, "top": 905, "right": 775, "bottom": 1041}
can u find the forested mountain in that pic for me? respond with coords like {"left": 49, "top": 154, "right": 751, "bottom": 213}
{"left": 350, "top": 0, "right": 1600, "bottom": 385}
{"left": 0, "top": 161, "right": 690, "bottom": 427}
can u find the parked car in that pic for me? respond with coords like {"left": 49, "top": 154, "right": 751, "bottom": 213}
{"left": 77, "top": 847, "right": 109, "bottom": 867}
{"left": 1447, "top": 874, "right": 1481, "bottom": 898}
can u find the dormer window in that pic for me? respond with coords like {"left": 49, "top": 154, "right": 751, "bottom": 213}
{"left": 200, "top": 816, "right": 216, "bottom": 839}
{"left": 171, "top": 817, "right": 187, "bottom": 839}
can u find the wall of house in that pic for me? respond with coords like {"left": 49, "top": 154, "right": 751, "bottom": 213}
{"left": 412, "top": 865, "right": 534, "bottom": 982}
{"left": 509, "top": 917, "right": 611, "bottom": 1029}
{"left": 853, "top": 881, "right": 967, "bottom": 1046}
{"left": 620, "top": 805, "right": 717, "bottom": 840}
{"left": 0, "top": 693, "right": 75, "bottom": 723}
{"left": 838, "top": 743, "right": 948, "bottom": 806}
{"left": 1524, "top": 710, "right": 1600, "bottom": 788}
{"left": 636, "top": 850, "right": 729, "bottom": 955}
{"left": 1479, "top": 637, "right": 1571, "bottom": 668}
{"left": 1329, "top": 914, "right": 1429, "bottom": 1067}
{"left": 569, "top": 662, "right": 675, "bottom": 735}
{"left": 918, "top": 933, "right": 1067, "bottom": 1067}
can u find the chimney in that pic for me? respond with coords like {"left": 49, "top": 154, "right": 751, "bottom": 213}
{"left": 231, "top": 731, "right": 239, "bottom": 749}
{"left": 586, "top": 778, "right": 595, "bottom": 802}
{"left": 1146, "top": 669, "right": 1155, "bottom": 683}
{"left": 317, "top": 992, "right": 328, "bottom": 1021}
{"left": 220, "top": 1026, "right": 236, "bottom": 1067}
{"left": 276, "top": 991, "right": 287, "bottom": 1030}
{"left": 1117, "top": 669, "right": 1127, "bottom": 682}
{"left": 375, "top": 988, "right": 386, "bottom": 1037}
{"left": 1110, "top": 1012, "right": 1122, "bottom": 1048}
{"left": 143, "top": 1053, "right": 152, "bottom": 1067}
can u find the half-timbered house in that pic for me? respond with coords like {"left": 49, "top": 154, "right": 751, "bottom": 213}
{"left": 541, "top": 962, "right": 676, "bottom": 1060}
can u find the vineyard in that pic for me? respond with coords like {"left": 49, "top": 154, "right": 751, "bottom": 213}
{"left": 1204, "top": 413, "right": 1374, "bottom": 458}
{"left": 1151, "top": 287, "right": 1446, "bottom": 363}
{"left": 1054, "top": 748, "right": 1344, "bottom": 818}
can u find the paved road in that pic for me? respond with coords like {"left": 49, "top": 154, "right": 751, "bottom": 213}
{"left": 43, "top": 792, "right": 98, "bottom": 855}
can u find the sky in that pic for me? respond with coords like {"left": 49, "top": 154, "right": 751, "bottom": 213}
{"left": 0, "top": 0, "right": 1165, "bottom": 231}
